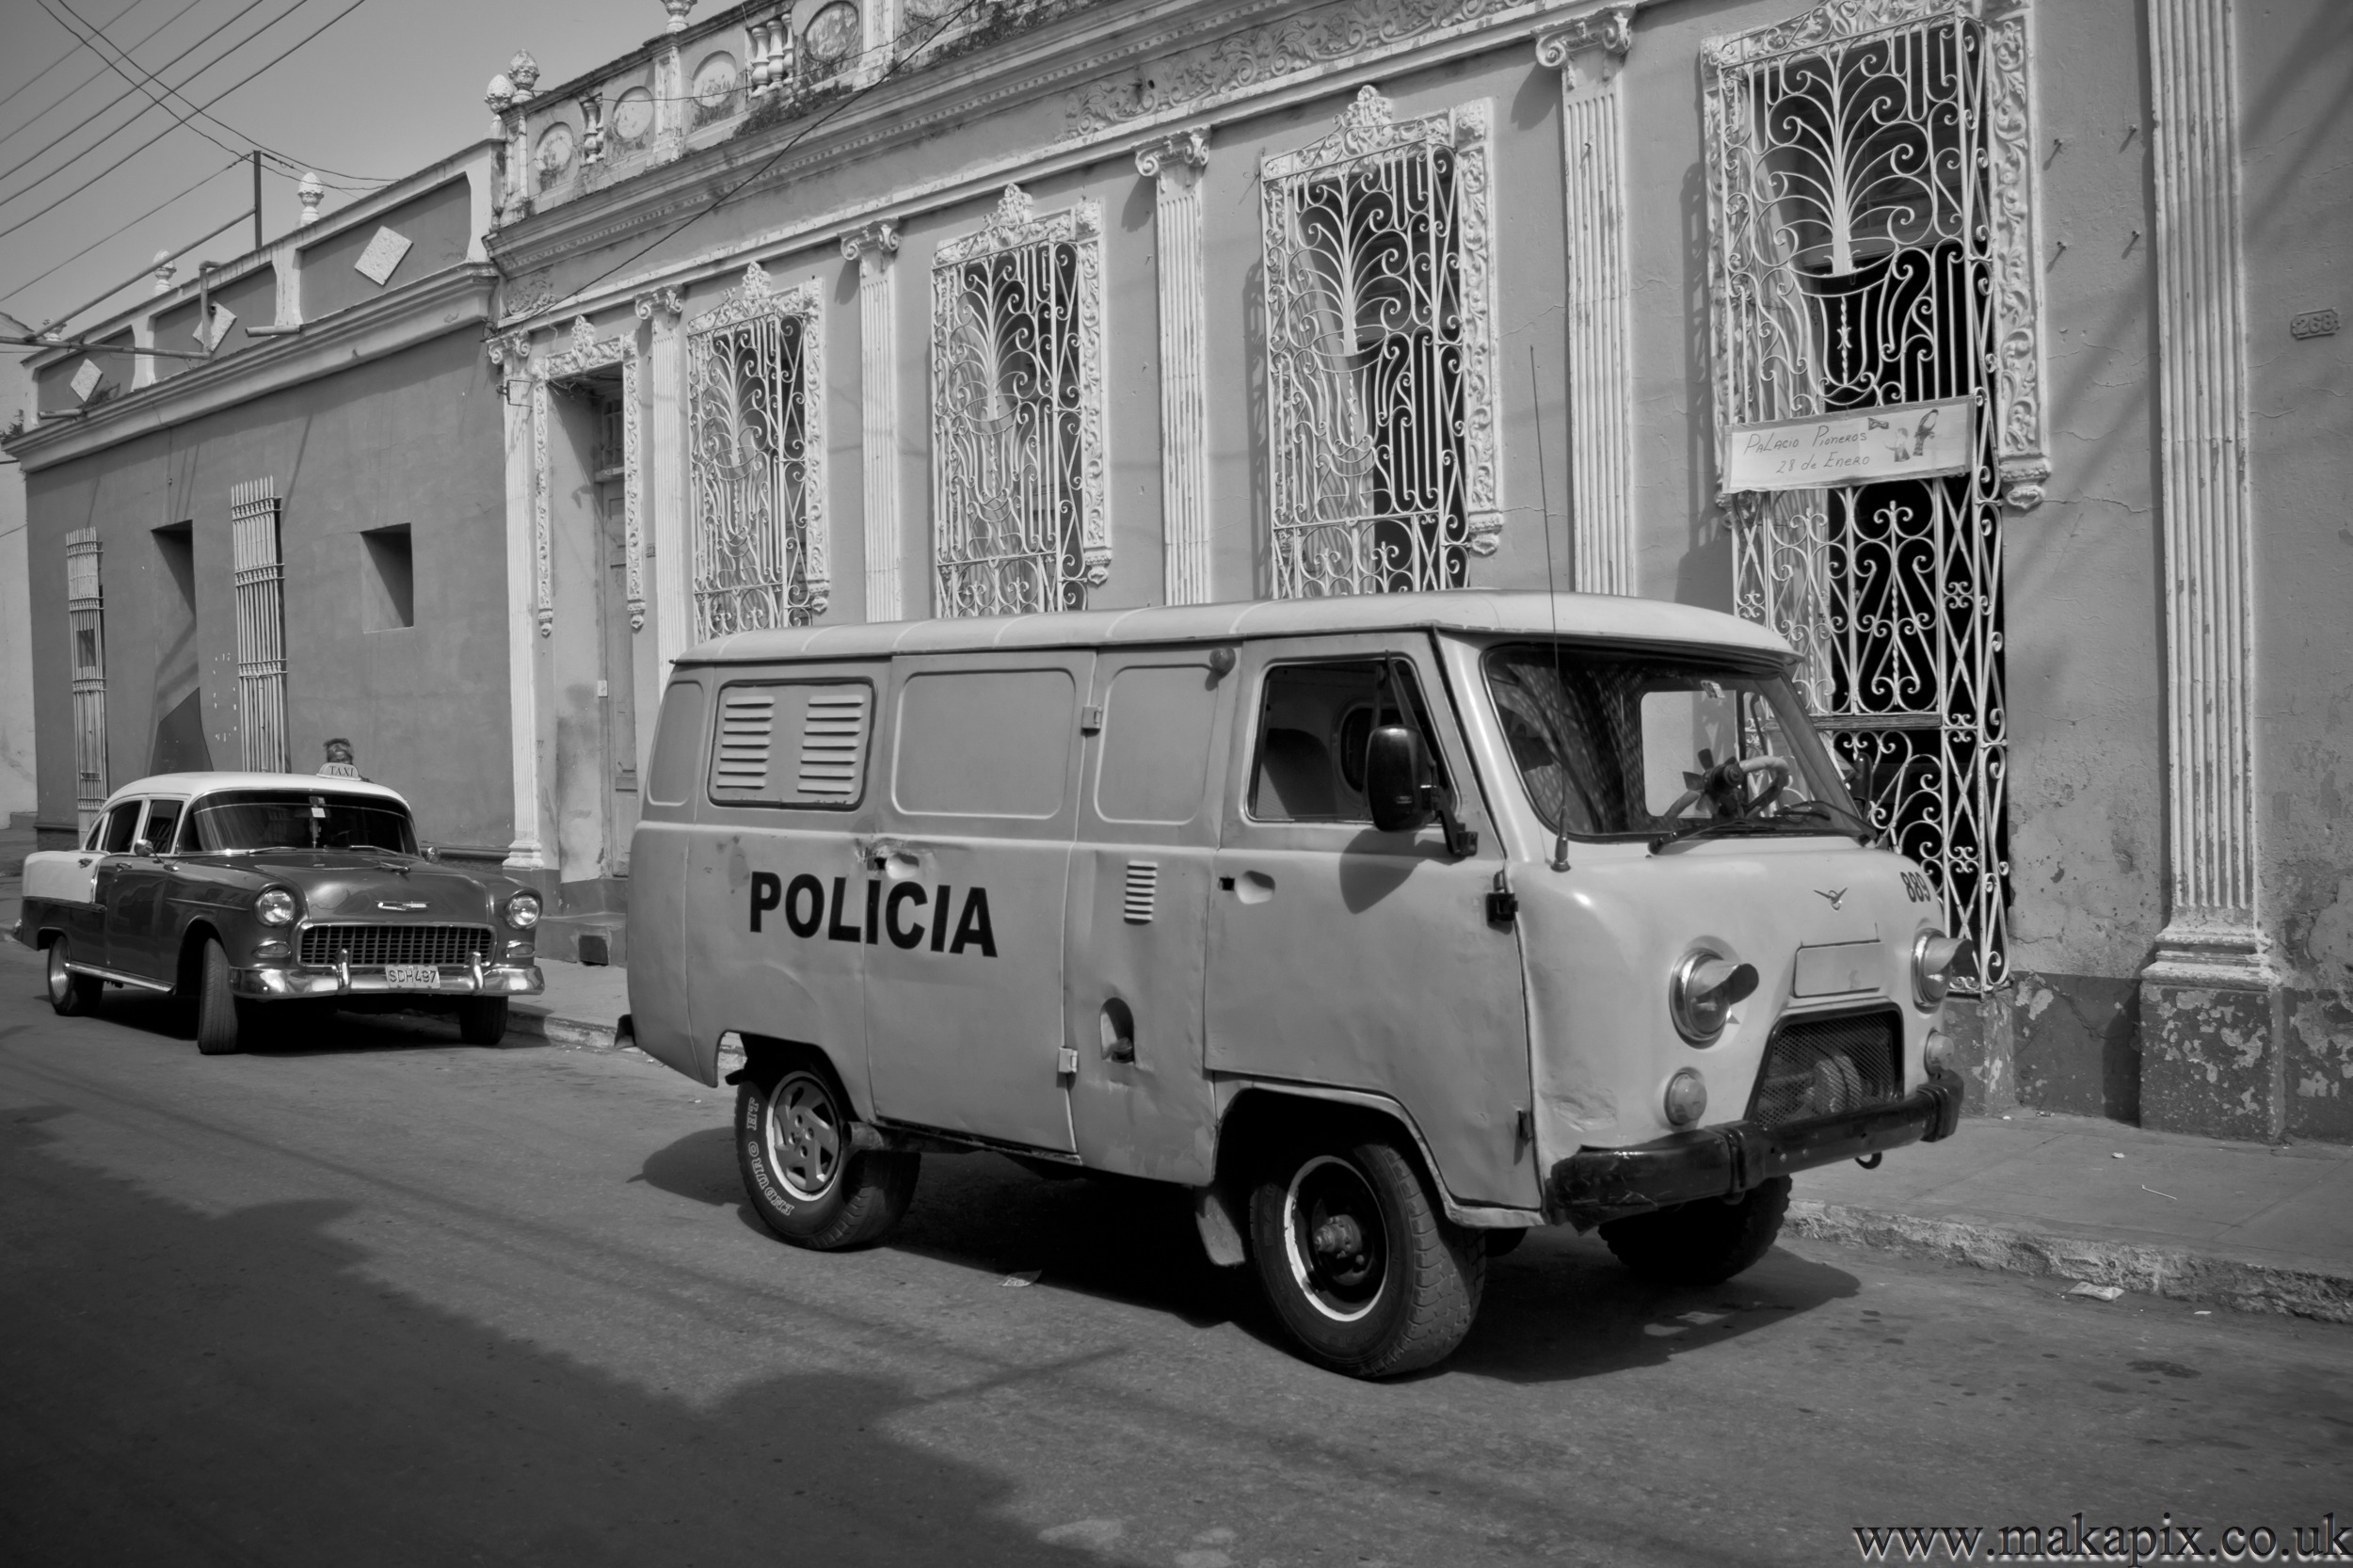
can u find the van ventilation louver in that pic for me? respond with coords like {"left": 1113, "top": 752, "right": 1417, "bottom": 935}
{"left": 797, "top": 689, "right": 871, "bottom": 799}
{"left": 715, "top": 690, "right": 776, "bottom": 791}
{"left": 1123, "top": 860, "right": 1159, "bottom": 924}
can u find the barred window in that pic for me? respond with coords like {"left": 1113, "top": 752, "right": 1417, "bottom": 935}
{"left": 1260, "top": 88, "right": 1499, "bottom": 599}
{"left": 230, "top": 479, "right": 288, "bottom": 773}
{"left": 687, "top": 263, "right": 830, "bottom": 637}
{"left": 65, "top": 528, "right": 106, "bottom": 834}
{"left": 930, "top": 184, "right": 1108, "bottom": 618}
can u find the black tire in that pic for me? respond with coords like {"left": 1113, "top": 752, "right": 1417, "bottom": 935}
{"left": 1600, "top": 1176, "right": 1793, "bottom": 1287}
{"left": 194, "top": 938, "right": 245, "bottom": 1056}
{"left": 457, "top": 997, "right": 509, "bottom": 1046}
{"left": 735, "top": 1058, "right": 918, "bottom": 1251}
{"left": 44, "top": 939, "right": 103, "bottom": 1016}
{"left": 1247, "top": 1132, "right": 1485, "bottom": 1379}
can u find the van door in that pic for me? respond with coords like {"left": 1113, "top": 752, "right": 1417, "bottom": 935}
{"left": 865, "top": 651, "right": 1090, "bottom": 1154}
{"left": 1205, "top": 633, "right": 1538, "bottom": 1208}
{"left": 1062, "top": 648, "right": 1232, "bottom": 1184}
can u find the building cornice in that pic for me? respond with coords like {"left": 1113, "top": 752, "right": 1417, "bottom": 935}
{"left": 488, "top": 0, "right": 1617, "bottom": 330}
{"left": 5, "top": 264, "right": 500, "bottom": 472}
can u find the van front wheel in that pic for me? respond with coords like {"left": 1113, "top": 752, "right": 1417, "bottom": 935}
{"left": 1599, "top": 1176, "right": 1792, "bottom": 1287}
{"left": 736, "top": 1063, "right": 918, "bottom": 1251}
{"left": 1248, "top": 1134, "right": 1484, "bottom": 1378}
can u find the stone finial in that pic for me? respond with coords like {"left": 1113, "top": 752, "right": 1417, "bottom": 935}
{"left": 663, "top": 0, "right": 696, "bottom": 32}
{"left": 152, "top": 249, "right": 176, "bottom": 295}
{"left": 296, "top": 172, "right": 325, "bottom": 225}
{"left": 486, "top": 72, "right": 515, "bottom": 114}
{"left": 579, "top": 91, "right": 607, "bottom": 165}
{"left": 508, "top": 50, "right": 540, "bottom": 100}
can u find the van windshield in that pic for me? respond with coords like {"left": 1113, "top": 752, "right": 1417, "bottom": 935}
{"left": 1483, "top": 643, "right": 1864, "bottom": 842}
{"left": 184, "top": 791, "right": 418, "bottom": 855}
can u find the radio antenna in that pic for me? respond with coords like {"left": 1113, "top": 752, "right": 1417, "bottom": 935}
{"left": 1531, "top": 345, "right": 1571, "bottom": 872}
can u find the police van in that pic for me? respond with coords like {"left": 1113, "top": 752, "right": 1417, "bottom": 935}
{"left": 622, "top": 591, "right": 1965, "bottom": 1377}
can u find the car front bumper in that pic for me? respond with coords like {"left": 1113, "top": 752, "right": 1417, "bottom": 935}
{"left": 1546, "top": 1066, "right": 1966, "bottom": 1227}
{"left": 230, "top": 962, "right": 544, "bottom": 1000}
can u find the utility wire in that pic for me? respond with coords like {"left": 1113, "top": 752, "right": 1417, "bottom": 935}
{"left": 0, "top": 155, "right": 242, "bottom": 306}
{"left": 1, "top": 0, "right": 278, "bottom": 205}
{"left": 0, "top": 0, "right": 374, "bottom": 246}
{"left": 0, "top": 0, "right": 143, "bottom": 120}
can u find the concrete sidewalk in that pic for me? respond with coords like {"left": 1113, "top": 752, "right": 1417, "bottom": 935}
{"left": 508, "top": 956, "right": 631, "bottom": 1051}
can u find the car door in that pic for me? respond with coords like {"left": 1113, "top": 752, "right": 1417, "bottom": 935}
{"left": 1204, "top": 633, "right": 1538, "bottom": 1208}
{"left": 1062, "top": 648, "right": 1234, "bottom": 1184}
{"left": 104, "top": 797, "right": 186, "bottom": 982}
{"left": 88, "top": 799, "right": 150, "bottom": 973}
{"left": 864, "top": 650, "right": 1090, "bottom": 1155}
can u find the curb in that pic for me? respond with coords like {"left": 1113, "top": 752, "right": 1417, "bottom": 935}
{"left": 1787, "top": 1199, "right": 2353, "bottom": 1326}
{"left": 506, "top": 1008, "right": 618, "bottom": 1052}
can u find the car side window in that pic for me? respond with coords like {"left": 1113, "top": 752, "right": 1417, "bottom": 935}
{"left": 1248, "top": 660, "right": 1449, "bottom": 824}
{"left": 99, "top": 801, "right": 141, "bottom": 854}
{"left": 143, "top": 799, "right": 184, "bottom": 854}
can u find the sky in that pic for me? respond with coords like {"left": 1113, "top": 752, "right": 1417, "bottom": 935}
{"left": 0, "top": 0, "right": 667, "bottom": 340}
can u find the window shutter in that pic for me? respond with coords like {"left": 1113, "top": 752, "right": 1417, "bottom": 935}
{"left": 795, "top": 687, "right": 870, "bottom": 799}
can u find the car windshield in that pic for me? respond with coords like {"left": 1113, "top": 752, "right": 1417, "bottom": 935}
{"left": 1483, "top": 642, "right": 1862, "bottom": 840}
{"left": 184, "top": 791, "right": 418, "bottom": 855}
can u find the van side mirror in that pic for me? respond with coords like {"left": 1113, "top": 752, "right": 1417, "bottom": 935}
{"left": 1366, "top": 725, "right": 1435, "bottom": 834}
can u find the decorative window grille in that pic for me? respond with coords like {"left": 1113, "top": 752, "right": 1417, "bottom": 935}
{"left": 230, "top": 479, "right": 289, "bottom": 773}
{"left": 1705, "top": 0, "right": 2045, "bottom": 990}
{"left": 1259, "top": 87, "right": 1500, "bottom": 599}
{"left": 686, "top": 263, "right": 829, "bottom": 639}
{"left": 931, "top": 184, "right": 1108, "bottom": 617}
{"left": 64, "top": 528, "right": 107, "bottom": 834}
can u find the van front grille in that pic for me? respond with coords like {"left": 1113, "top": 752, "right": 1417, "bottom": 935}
{"left": 297, "top": 924, "right": 494, "bottom": 968}
{"left": 1748, "top": 1009, "right": 1902, "bottom": 1128}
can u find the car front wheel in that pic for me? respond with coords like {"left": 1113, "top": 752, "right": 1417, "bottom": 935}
{"left": 44, "top": 939, "right": 102, "bottom": 1016}
{"left": 456, "top": 997, "right": 508, "bottom": 1046}
{"left": 193, "top": 937, "right": 249, "bottom": 1056}
{"left": 1248, "top": 1132, "right": 1485, "bottom": 1378}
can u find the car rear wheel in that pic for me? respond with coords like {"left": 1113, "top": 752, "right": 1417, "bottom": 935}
{"left": 736, "top": 1059, "right": 918, "bottom": 1251}
{"left": 456, "top": 997, "right": 508, "bottom": 1046}
{"left": 1599, "top": 1176, "right": 1792, "bottom": 1287}
{"left": 44, "top": 939, "right": 102, "bottom": 1016}
{"left": 194, "top": 938, "right": 248, "bottom": 1056}
{"left": 1248, "top": 1132, "right": 1485, "bottom": 1378}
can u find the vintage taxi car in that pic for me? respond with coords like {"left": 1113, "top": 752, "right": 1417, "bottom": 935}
{"left": 12, "top": 773, "right": 545, "bottom": 1054}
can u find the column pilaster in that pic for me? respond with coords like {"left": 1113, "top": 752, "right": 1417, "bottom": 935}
{"left": 636, "top": 288, "right": 691, "bottom": 672}
{"left": 1136, "top": 129, "right": 1212, "bottom": 606}
{"left": 843, "top": 220, "right": 903, "bottom": 621}
{"left": 490, "top": 331, "right": 550, "bottom": 872}
{"left": 1536, "top": 6, "right": 1639, "bottom": 597}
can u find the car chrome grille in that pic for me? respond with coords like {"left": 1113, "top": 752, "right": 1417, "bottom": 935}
{"left": 1748, "top": 1009, "right": 1902, "bottom": 1128}
{"left": 297, "top": 924, "right": 495, "bottom": 968}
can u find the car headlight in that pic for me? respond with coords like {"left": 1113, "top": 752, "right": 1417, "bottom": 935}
{"left": 504, "top": 891, "right": 541, "bottom": 930}
{"left": 1913, "top": 931, "right": 1967, "bottom": 1008}
{"left": 1670, "top": 948, "right": 1759, "bottom": 1046}
{"left": 1664, "top": 1068, "right": 1708, "bottom": 1128}
{"left": 254, "top": 888, "right": 297, "bottom": 926}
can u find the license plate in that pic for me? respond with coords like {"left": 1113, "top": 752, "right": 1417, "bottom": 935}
{"left": 384, "top": 964, "right": 441, "bottom": 989}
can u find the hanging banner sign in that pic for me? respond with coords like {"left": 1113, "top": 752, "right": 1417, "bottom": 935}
{"left": 1725, "top": 397, "right": 1976, "bottom": 492}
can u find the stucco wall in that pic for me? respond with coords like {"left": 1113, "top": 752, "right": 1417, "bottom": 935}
{"left": 21, "top": 328, "right": 511, "bottom": 850}
{"left": 300, "top": 179, "right": 476, "bottom": 322}
{"left": 0, "top": 357, "right": 32, "bottom": 819}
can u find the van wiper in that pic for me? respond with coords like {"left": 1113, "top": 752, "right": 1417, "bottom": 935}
{"left": 1777, "top": 798, "right": 1877, "bottom": 844}
{"left": 1648, "top": 815, "right": 1783, "bottom": 854}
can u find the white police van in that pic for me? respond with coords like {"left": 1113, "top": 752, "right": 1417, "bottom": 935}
{"left": 622, "top": 592, "right": 1965, "bottom": 1377}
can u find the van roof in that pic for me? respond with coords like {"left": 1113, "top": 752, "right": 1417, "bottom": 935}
{"left": 685, "top": 591, "right": 1792, "bottom": 665}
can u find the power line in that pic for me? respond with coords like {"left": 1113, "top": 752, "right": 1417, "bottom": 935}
{"left": 0, "top": 0, "right": 203, "bottom": 156}
{"left": 0, "top": 0, "right": 375, "bottom": 246}
{"left": 0, "top": 0, "right": 143, "bottom": 120}
{"left": 0, "top": 156, "right": 242, "bottom": 307}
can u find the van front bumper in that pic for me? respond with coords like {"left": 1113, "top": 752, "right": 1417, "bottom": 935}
{"left": 1547, "top": 1066, "right": 1965, "bottom": 1227}
{"left": 230, "top": 963, "right": 544, "bottom": 999}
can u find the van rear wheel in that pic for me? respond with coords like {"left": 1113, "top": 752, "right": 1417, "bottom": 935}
{"left": 1248, "top": 1133, "right": 1484, "bottom": 1378}
{"left": 736, "top": 1061, "right": 918, "bottom": 1251}
{"left": 1599, "top": 1176, "right": 1792, "bottom": 1287}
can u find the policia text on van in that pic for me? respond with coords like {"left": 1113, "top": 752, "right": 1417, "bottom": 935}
{"left": 617, "top": 593, "right": 1966, "bottom": 1378}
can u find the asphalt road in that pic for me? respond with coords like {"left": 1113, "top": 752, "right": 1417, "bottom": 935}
{"left": 2, "top": 928, "right": 2347, "bottom": 1567}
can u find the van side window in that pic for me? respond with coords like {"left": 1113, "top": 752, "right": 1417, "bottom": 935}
{"left": 1248, "top": 660, "right": 1449, "bottom": 824}
{"left": 708, "top": 680, "right": 873, "bottom": 808}
{"left": 646, "top": 681, "right": 707, "bottom": 808}
{"left": 894, "top": 667, "right": 1075, "bottom": 819}
{"left": 99, "top": 800, "right": 142, "bottom": 853}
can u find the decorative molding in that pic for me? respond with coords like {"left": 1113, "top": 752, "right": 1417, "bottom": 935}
{"left": 531, "top": 314, "right": 638, "bottom": 637}
{"left": 2146, "top": 0, "right": 2261, "bottom": 976}
{"left": 931, "top": 185, "right": 1111, "bottom": 614}
{"left": 1260, "top": 88, "right": 1500, "bottom": 596}
{"left": 843, "top": 220, "right": 903, "bottom": 621}
{"left": 1984, "top": 0, "right": 2050, "bottom": 509}
{"left": 633, "top": 286, "right": 685, "bottom": 321}
{"left": 1702, "top": 0, "right": 1962, "bottom": 72}
{"left": 1537, "top": 8, "right": 1638, "bottom": 595}
{"left": 1137, "top": 129, "right": 1213, "bottom": 605}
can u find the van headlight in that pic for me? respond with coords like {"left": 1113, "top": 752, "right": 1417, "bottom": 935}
{"left": 1670, "top": 949, "right": 1760, "bottom": 1045}
{"left": 254, "top": 888, "right": 297, "bottom": 926}
{"left": 504, "top": 891, "right": 541, "bottom": 930}
{"left": 1912, "top": 931, "right": 1966, "bottom": 1008}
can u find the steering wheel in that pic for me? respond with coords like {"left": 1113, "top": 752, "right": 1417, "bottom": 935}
{"left": 1659, "top": 755, "right": 1794, "bottom": 823}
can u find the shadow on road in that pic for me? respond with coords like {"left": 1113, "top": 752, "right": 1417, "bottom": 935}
{"left": 0, "top": 1104, "right": 1113, "bottom": 1568}
{"left": 634, "top": 1122, "right": 1861, "bottom": 1385}
{"left": 66, "top": 987, "right": 490, "bottom": 1057}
